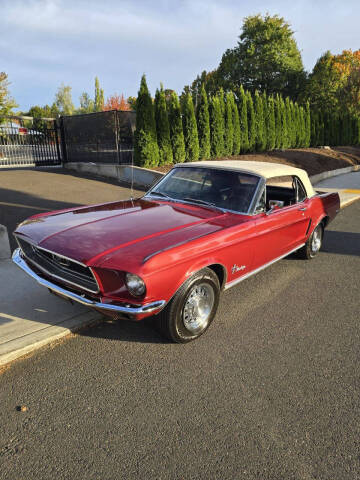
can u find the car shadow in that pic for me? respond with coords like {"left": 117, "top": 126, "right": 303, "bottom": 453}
{"left": 322, "top": 230, "right": 360, "bottom": 257}
{"left": 79, "top": 316, "right": 171, "bottom": 344}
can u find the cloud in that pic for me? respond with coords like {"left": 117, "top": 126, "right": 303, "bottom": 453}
{"left": 1, "top": 0, "right": 359, "bottom": 110}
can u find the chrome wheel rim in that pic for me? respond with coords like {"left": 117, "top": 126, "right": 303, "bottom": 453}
{"left": 182, "top": 283, "right": 215, "bottom": 334}
{"left": 311, "top": 226, "right": 322, "bottom": 253}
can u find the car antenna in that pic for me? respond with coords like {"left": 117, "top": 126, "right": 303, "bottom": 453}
{"left": 130, "top": 117, "right": 136, "bottom": 205}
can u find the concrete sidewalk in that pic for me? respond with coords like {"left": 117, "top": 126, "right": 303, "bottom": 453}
{"left": 0, "top": 258, "right": 102, "bottom": 366}
{"left": 314, "top": 170, "right": 360, "bottom": 208}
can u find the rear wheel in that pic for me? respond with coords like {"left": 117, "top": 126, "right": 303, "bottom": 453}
{"left": 156, "top": 268, "right": 220, "bottom": 343}
{"left": 297, "top": 223, "right": 324, "bottom": 260}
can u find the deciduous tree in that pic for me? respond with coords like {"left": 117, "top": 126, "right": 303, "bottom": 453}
{"left": 0, "top": 72, "right": 17, "bottom": 119}
{"left": 216, "top": 14, "right": 305, "bottom": 98}
{"left": 94, "top": 77, "right": 104, "bottom": 112}
{"left": 54, "top": 83, "right": 74, "bottom": 115}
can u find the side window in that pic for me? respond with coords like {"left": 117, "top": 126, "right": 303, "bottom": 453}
{"left": 254, "top": 189, "right": 266, "bottom": 213}
{"left": 265, "top": 175, "right": 307, "bottom": 208}
{"left": 293, "top": 177, "right": 307, "bottom": 203}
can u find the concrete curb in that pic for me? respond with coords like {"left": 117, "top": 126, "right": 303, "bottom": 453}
{"left": 0, "top": 224, "right": 11, "bottom": 260}
{"left": 0, "top": 309, "right": 103, "bottom": 367}
{"left": 310, "top": 165, "right": 360, "bottom": 185}
{"left": 64, "top": 161, "right": 360, "bottom": 191}
{"left": 64, "top": 162, "right": 163, "bottom": 189}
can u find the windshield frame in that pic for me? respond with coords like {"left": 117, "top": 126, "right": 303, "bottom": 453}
{"left": 143, "top": 166, "right": 266, "bottom": 216}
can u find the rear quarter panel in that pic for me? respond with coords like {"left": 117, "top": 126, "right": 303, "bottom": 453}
{"left": 307, "top": 192, "right": 340, "bottom": 236}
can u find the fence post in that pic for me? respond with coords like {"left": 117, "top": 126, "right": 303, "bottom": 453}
{"left": 59, "top": 117, "right": 68, "bottom": 164}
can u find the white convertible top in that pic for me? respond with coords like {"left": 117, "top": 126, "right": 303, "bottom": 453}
{"left": 176, "top": 160, "right": 316, "bottom": 197}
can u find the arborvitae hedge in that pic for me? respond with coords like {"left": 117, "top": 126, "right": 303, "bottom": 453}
{"left": 224, "top": 92, "right": 234, "bottom": 156}
{"left": 155, "top": 85, "right": 173, "bottom": 165}
{"left": 266, "top": 95, "right": 276, "bottom": 151}
{"left": 254, "top": 91, "right": 266, "bottom": 151}
{"left": 135, "top": 76, "right": 359, "bottom": 167}
{"left": 246, "top": 91, "right": 256, "bottom": 151}
{"left": 182, "top": 92, "right": 199, "bottom": 162}
{"left": 238, "top": 86, "right": 249, "bottom": 153}
{"left": 134, "top": 74, "right": 159, "bottom": 168}
{"left": 168, "top": 91, "right": 185, "bottom": 163}
{"left": 197, "top": 85, "right": 211, "bottom": 160}
{"left": 210, "top": 95, "right": 224, "bottom": 158}
{"left": 230, "top": 92, "right": 241, "bottom": 155}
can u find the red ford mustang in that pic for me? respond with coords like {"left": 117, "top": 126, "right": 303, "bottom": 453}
{"left": 13, "top": 161, "right": 340, "bottom": 343}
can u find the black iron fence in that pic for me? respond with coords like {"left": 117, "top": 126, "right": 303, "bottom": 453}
{"left": 60, "top": 110, "right": 136, "bottom": 165}
{"left": 0, "top": 110, "right": 136, "bottom": 167}
{"left": 0, "top": 116, "right": 61, "bottom": 167}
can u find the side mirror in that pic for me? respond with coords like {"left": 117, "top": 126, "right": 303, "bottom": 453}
{"left": 266, "top": 205, "right": 277, "bottom": 215}
{"left": 266, "top": 199, "right": 284, "bottom": 215}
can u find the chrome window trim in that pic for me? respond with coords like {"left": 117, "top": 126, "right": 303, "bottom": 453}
{"left": 15, "top": 235, "right": 100, "bottom": 294}
{"left": 224, "top": 243, "right": 305, "bottom": 290}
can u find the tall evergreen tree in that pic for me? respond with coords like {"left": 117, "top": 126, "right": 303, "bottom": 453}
{"left": 134, "top": 74, "right": 159, "bottom": 167}
{"left": 182, "top": 92, "right": 199, "bottom": 162}
{"left": 196, "top": 85, "right": 211, "bottom": 159}
{"left": 254, "top": 90, "right": 266, "bottom": 151}
{"left": 155, "top": 84, "right": 173, "bottom": 165}
{"left": 224, "top": 92, "right": 234, "bottom": 155}
{"left": 266, "top": 94, "right": 276, "bottom": 151}
{"left": 217, "top": 89, "right": 226, "bottom": 153}
{"left": 238, "top": 86, "right": 249, "bottom": 152}
{"left": 283, "top": 97, "right": 291, "bottom": 148}
{"left": 305, "top": 101, "right": 311, "bottom": 147}
{"left": 209, "top": 95, "right": 225, "bottom": 157}
{"left": 246, "top": 91, "right": 256, "bottom": 151}
{"left": 230, "top": 92, "right": 241, "bottom": 155}
{"left": 318, "top": 110, "right": 325, "bottom": 145}
{"left": 280, "top": 96, "right": 287, "bottom": 148}
{"left": 274, "top": 94, "right": 282, "bottom": 149}
{"left": 168, "top": 91, "right": 186, "bottom": 163}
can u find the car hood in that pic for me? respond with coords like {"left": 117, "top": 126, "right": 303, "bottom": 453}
{"left": 15, "top": 198, "right": 230, "bottom": 266}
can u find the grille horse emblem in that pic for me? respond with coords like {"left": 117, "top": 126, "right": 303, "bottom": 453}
{"left": 51, "top": 253, "right": 70, "bottom": 267}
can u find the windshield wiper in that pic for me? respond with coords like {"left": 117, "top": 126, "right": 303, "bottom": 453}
{"left": 183, "top": 197, "right": 224, "bottom": 211}
{"left": 148, "top": 191, "right": 172, "bottom": 200}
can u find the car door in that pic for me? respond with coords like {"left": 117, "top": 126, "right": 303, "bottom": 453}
{"left": 252, "top": 176, "right": 311, "bottom": 269}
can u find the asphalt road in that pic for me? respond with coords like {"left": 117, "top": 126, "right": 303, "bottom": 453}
{"left": 0, "top": 167, "right": 144, "bottom": 250}
{"left": 0, "top": 170, "right": 360, "bottom": 479}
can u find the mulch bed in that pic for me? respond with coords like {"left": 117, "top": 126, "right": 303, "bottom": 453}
{"left": 151, "top": 146, "right": 360, "bottom": 177}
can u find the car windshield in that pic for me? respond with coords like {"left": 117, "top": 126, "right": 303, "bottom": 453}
{"left": 147, "top": 167, "right": 260, "bottom": 213}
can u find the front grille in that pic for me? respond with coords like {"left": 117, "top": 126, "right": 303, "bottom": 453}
{"left": 16, "top": 236, "right": 99, "bottom": 293}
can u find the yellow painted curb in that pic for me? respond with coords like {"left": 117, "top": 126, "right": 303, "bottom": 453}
{"left": 343, "top": 189, "right": 360, "bottom": 194}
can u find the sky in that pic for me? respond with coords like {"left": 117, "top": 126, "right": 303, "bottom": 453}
{"left": 1, "top": 0, "right": 359, "bottom": 111}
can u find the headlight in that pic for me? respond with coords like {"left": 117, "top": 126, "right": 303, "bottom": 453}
{"left": 125, "top": 273, "right": 146, "bottom": 297}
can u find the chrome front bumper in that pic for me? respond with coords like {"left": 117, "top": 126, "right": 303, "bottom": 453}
{"left": 12, "top": 248, "right": 166, "bottom": 316}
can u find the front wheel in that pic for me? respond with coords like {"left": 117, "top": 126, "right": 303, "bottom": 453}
{"left": 297, "top": 223, "right": 324, "bottom": 260}
{"left": 156, "top": 268, "right": 220, "bottom": 343}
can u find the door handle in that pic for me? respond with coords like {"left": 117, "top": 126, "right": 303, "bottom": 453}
{"left": 298, "top": 207, "right": 307, "bottom": 211}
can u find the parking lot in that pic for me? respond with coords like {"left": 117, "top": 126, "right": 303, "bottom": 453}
{"left": 0, "top": 168, "right": 359, "bottom": 479}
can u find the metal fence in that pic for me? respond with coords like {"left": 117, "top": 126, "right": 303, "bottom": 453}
{"left": 60, "top": 110, "right": 136, "bottom": 164}
{"left": 0, "top": 116, "right": 61, "bottom": 167}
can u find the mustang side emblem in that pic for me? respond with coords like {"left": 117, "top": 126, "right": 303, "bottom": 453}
{"left": 232, "top": 264, "right": 246, "bottom": 274}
